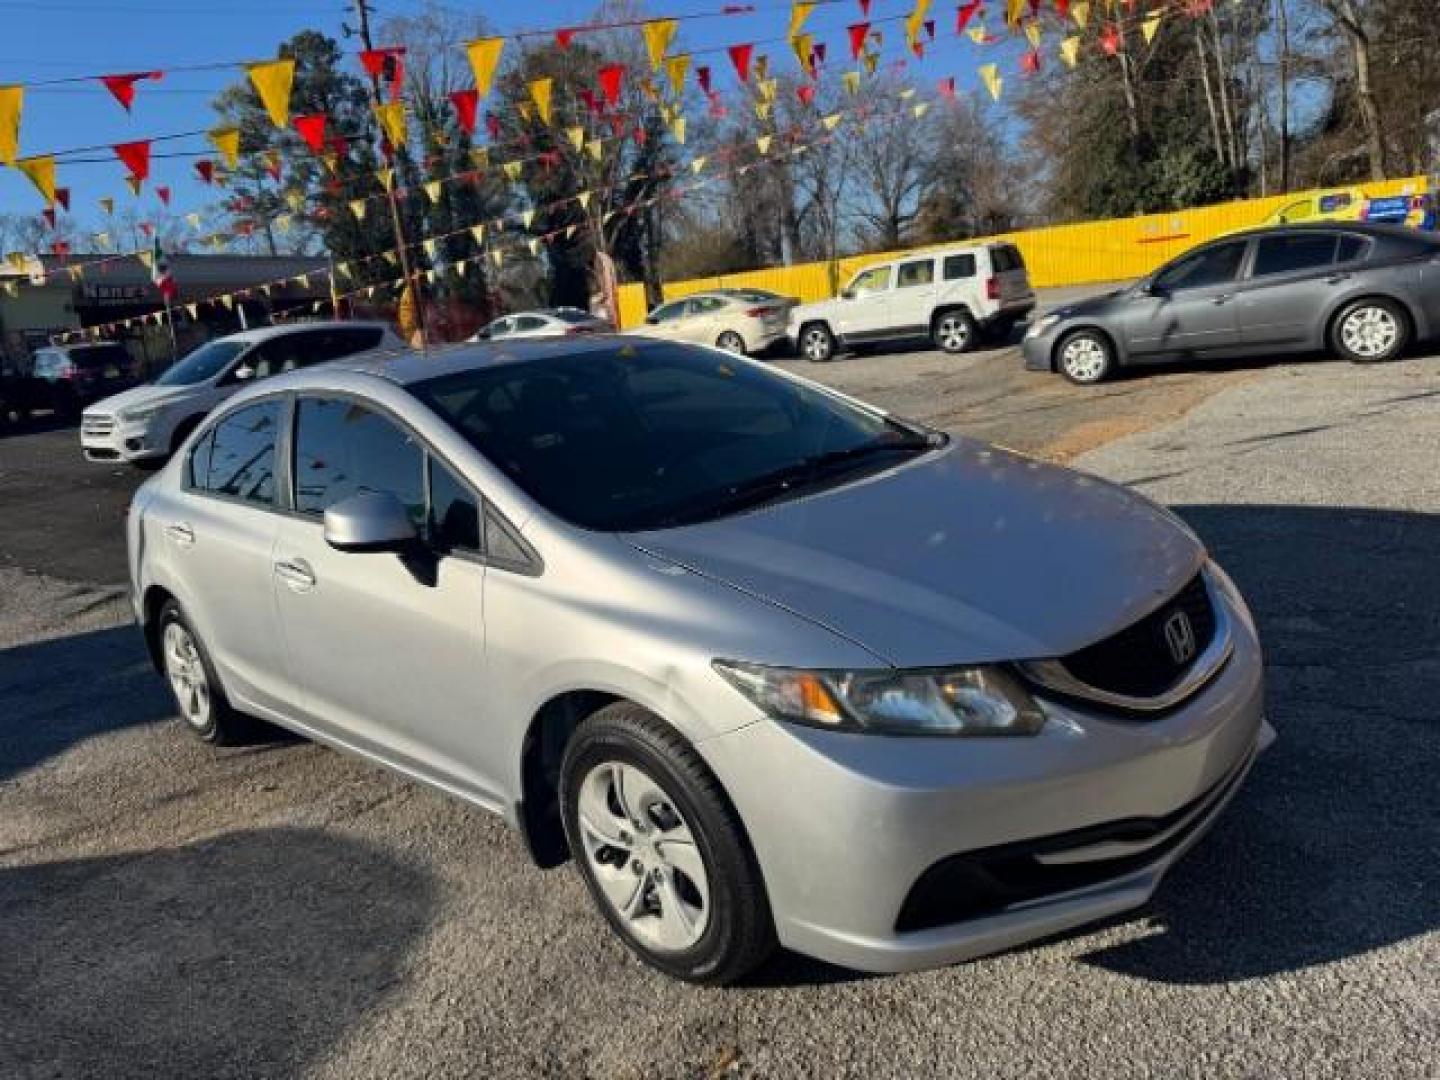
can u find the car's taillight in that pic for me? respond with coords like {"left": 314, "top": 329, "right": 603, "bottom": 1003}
{"left": 745, "top": 307, "right": 771, "bottom": 318}
{"left": 985, "top": 278, "right": 1000, "bottom": 301}
{"left": 57, "top": 362, "right": 77, "bottom": 379}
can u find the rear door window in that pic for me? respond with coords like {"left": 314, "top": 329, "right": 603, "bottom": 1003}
{"left": 897, "top": 260, "right": 936, "bottom": 288}
{"left": 1252, "top": 233, "right": 1340, "bottom": 277}
{"left": 1336, "top": 235, "right": 1371, "bottom": 264}
{"left": 197, "top": 400, "right": 281, "bottom": 506}
{"left": 990, "top": 245, "right": 1024, "bottom": 272}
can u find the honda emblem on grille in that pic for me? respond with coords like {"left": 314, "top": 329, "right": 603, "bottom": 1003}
{"left": 1163, "top": 611, "right": 1197, "bottom": 665}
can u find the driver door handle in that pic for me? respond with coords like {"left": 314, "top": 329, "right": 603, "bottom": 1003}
{"left": 274, "top": 558, "right": 316, "bottom": 592}
{"left": 1210, "top": 293, "right": 1234, "bottom": 305}
{"left": 1327, "top": 272, "right": 1351, "bottom": 284}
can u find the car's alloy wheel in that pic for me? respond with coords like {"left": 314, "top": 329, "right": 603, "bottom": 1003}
{"left": 163, "top": 621, "right": 213, "bottom": 733}
{"left": 1336, "top": 301, "right": 1405, "bottom": 362}
{"left": 576, "top": 761, "right": 711, "bottom": 953}
{"left": 715, "top": 331, "right": 747, "bottom": 355}
{"left": 933, "top": 311, "right": 975, "bottom": 354}
{"left": 800, "top": 324, "right": 835, "bottom": 362}
{"left": 1057, "top": 331, "right": 1114, "bottom": 384}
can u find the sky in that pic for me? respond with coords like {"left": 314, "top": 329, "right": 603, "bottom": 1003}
{"left": 0, "top": 0, "right": 1039, "bottom": 249}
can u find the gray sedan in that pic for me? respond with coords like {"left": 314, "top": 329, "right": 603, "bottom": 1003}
{"left": 1024, "top": 222, "right": 1440, "bottom": 383}
{"left": 128, "top": 337, "right": 1270, "bottom": 983}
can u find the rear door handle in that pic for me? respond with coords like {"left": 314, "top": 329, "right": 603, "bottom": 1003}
{"left": 1210, "top": 294, "right": 1234, "bottom": 305}
{"left": 274, "top": 558, "right": 316, "bottom": 591}
{"left": 1327, "top": 272, "right": 1351, "bottom": 284}
{"left": 164, "top": 522, "right": 195, "bottom": 547}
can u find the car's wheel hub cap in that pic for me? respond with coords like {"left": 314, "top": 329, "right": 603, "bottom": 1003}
{"left": 803, "top": 330, "right": 830, "bottom": 359}
{"left": 718, "top": 334, "right": 743, "bottom": 353}
{"left": 938, "top": 318, "right": 969, "bottom": 349}
{"left": 163, "top": 622, "right": 211, "bottom": 729}
{"left": 1341, "top": 307, "right": 1398, "bottom": 358}
{"left": 1062, "top": 338, "right": 1107, "bottom": 380}
{"left": 576, "top": 761, "right": 710, "bottom": 953}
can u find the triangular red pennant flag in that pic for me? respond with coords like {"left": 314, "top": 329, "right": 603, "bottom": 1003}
{"left": 52, "top": 240, "right": 70, "bottom": 257}
{"left": 556, "top": 28, "right": 576, "bottom": 49}
{"left": 859, "top": 0, "right": 871, "bottom": 15}
{"left": 632, "top": 126, "right": 647, "bottom": 148}
{"left": 139, "top": 222, "right": 153, "bottom": 237}
{"left": 485, "top": 113, "right": 501, "bottom": 141}
{"left": 54, "top": 187, "right": 70, "bottom": 211}
{"left": 912, "top": 40, "right": 925, "bottom": 59}
{"left": 293, "top": 113, "right": 327, "bottom": 153}
{"left": 195, "top": 160, "right": 215, "bottom": 184}
{"left": 156, "top": 185, "right": 171, "bottom": 206}
{"left": 728, "top": 43, "right": 754, "bottom": 83}
{"left": 449, "top": 89, "right": 478, "bottom": 134}
{"left": 114, "top": 140, "right": 151, "bottom": 183}
{"left": 797, "top": 84, "right": 816, "bottom": 106}
{"left": 264, "top": 152, "right": 282, "bottom": 181}
{"left": 1055, "top": 0, "right": 1070, "bottom": 13}
{"left": 359, "top": 47, "right": 406, "bottom": 100}
{"left": 938, "top": 76, "right": 956, "bottom": 100}
{"left": 329, "top": 136, "right": 348, "bottom": 157}
{"left": 598, "top": 63, "right": 625, "bottom": 106}
{"left": 696, "top": 66, "right": 712, "bottom": 95}
{"left": 99, "top": 72, "right": 161, "bottom": 113}
{"left": 1021, "top": 49, "right": 1041, "bottom": 74}
{"left": 42, "top": 208, "right": 56, "bottom": 229}
{"left": 957, "top": 0, "right": 982, "bottom": 32}
{"left": 813, "top": 42, "right": 827, "bottom": 65}
{"left": 708, "top": 96, "right": 728, "bottom": 119}
{"left": 1101, "top": 23, "right": 1122, "bottom": 55}
{"left": 925, "top": 19, "right": 935, "bottom": 40}
{"left": 847, "top": 23, "right": 869, "bottom": 60}
{"left": 579, "top": 89, "right": 602, "bottom": 115}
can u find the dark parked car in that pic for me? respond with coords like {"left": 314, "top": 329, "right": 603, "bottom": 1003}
{"left": 28, "top": 343, "right": 139, "bottom": 416}
{"left": 1023, "top": 223, "right": 1440, "bottom": 383}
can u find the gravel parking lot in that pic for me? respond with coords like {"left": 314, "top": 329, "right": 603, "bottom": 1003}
{"left": 2, "top": 335, "right": 1437, "bottom": 1078}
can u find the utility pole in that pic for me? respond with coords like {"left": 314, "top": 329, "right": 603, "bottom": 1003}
{"left": 350, "top": 0, "right": 427, "bottom": 347}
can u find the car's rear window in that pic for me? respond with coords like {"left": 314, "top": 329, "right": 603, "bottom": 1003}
{"left": 989, "top": 245, "right": 1025, "bottom": 272}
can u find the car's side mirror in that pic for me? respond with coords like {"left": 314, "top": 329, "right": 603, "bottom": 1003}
{"left": 645, "top": 315, "right": 659, "bottom": 325}
{"left": 839, "top": 288, "right": 855, "bottom": 300}
{"left": 476, "top": 328, "right": 492, "bottom": 340}
{"left": 323, "top": 491, "right": 418, "bottom": 554}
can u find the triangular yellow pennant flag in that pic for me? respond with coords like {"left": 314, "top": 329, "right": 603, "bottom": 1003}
{"left": 425, "top": 269, "right": 438, "bottom": 285}
{"left": 756, "top": 135, "right": 773, "bottom": 155}
{"left": 489, "top": 249, "right": 504, "bottom": 268}
{"left": 789, "top": 0, "right": 815, "bottom": 40}
{"left": 565, "top": 224, "right": 578, "bottom": 240}
{"left": 16, "top": 155, "right": 55, "bottom": 204}
{"left": 528, "top": 239, "right": 541, "bottom": 257}
{"left": 125, "top": 174, "right": 143, "bottom": 197}
{"left": 690, "top": 156, "right": 707, "bottom": 174}
{"left": 322, "top": 152, "right": 339, "bottom": 175}
{"left": 186, "top": 303, "right": 199, "bottom": 319}
{"left": 469, "top": 225, "right": 485, "bottom": 244}
{"left": 1071, "top": 1, "right": 1089, "bottom": 28}
{"left": 586, "top": 140, "right": 604, "bottom": 162}
{"left": 423, "top": 238, "right": 438, "bottom": 258}
{"left": 383, "top": 251, "right": 398, "bottom": 267}
{"left": 1060, "top": 36, "right": 1081, "bottom": 67}
{"left": 456, "top": 260, "right": 470, "bottom": 279}
{"left": 863, "top": 51, "right": 879, "bottom": 74}
{"left": 755, "top": 101, "right": 771, "bottom": 121}
{"left": 641, "top": 18, "right": 678, "bottom": 70}
{"left": 842, "top": 71, "right": 861, "bottom": 95}
{"left": 220, "top": 295, "right": 235, "bottom": 311}
{"left": 67, "top": 265, "right": 84, "bottom": 282}
{"left": 566, "top": 126, "right": 585, "bottom": 152}
{"left": 336, "top": 262, "right": 352, "bottom": 279}
{"left": 790, "top": 32, "right": 813, "bottom": 72}
{"left": 503, "top": 160, "right": 522, "bottom": 182}
{"left": 528, "top": 77, "right": 553, "bottom": 125}
{"left": 822, "top": 112, "right": 842, "bottom": 131}
{"left": 670, "top": 117, "right": 686, "bottom": 145}
{"left": 246, "top": 59, "right": 295, "bottom": 128}
{"left": 378, "top": 167, "right": 394, "bottom": 192}
{"left": 99, "top": 197, "right": 115, "bottom": 215}
{"left": 350, "top": 198, "right": 368, "bottom": 221}
{"left": 424, "top": 181, "right": 443, "bottom": 204}
{"left": 577, "top": 190, "right": 592, "bottom": 209}
{"left": 0, "top": 85, "right": 22, "bottom": 166}
{"left": 374, "top": 102, "right": 407, "bottom": 148}
{"left": 664, "top": 54, "right": 690, "bottom": 97}
{"left": 471, "top": 147, "right": 489, "bottom": 169}
{"left": 209, "top": 127, "right": 241, "bottom": 169}
{"left": 1142, "top": 10, "right": 1162, "bottom": 43}
{"left": 759, "top": 78, "right": 778, "bottom": 103}
{"left": 980, "top": 63, "right": 1002, "bottom": 101}
{"left": 1005, "top": 0, "right": 1024, "bottom": 26}
{"left": 96, "top": 231, "right": 111, "bottom": 247}
{"left": 465, "top": 38, "right": 505, "bottom": 99}
{"left": 286, "top": 190, "right": 305, "bottom": 211}
{"left": 274, "top": 215, "right": 292, "bottom": 234}
{"left": 1025, "top": 20, "right": 1042, "bottom": 49}
{"left": 900, "top": 87, "right": 917, "bottom": 101}
{"left": 522, "top": 209, "right": 535, "bottom": 229}
{"left": 913, "top": 103, "right": 930, "bottom": 119}
{"left": 905, "top": 0, "right": 933, "bottom": 50}
{"left": 968, "top": 25, "right": 989, "bottom": 44}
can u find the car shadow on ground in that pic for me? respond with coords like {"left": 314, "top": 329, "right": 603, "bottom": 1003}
{"left": 0, "top": 410, "right": 76, "bottom": 437}
{"left": 754, "top": 503, "right": 1439, "bottom": 989}
{"left": 0, "top": 827, "right": 437, "bottom": 1079}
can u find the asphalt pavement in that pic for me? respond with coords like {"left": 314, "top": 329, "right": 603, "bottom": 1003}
{"left": 1, "top": 339, "right": 1436, "bottom": 1078}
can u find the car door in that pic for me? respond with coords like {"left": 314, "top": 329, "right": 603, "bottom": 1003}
{"left": 893, "top": 258, "right": 938, "bottom": 338}
{"left": 684, "top": 295, "right": 731, "bottom": 344}
{"left": 641, "top": 299, "right": 692, "bottom": 341}
{"left": 270, "top": 394, "right": 500, "bottom": 802}
{"left": 165, "top": 398, "right": 293, "bottom": 713}
{"left": 1121, "top": 240, "right": 1249, "bottom": 357}
{"left": 834, "top": 264, "right": 896, "bottom": 340}
{"left": 1236, "top": 231, "right": 1353, "bottom": 347}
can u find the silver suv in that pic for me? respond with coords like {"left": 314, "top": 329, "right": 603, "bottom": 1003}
{"left": 129, "top": 337, "right": 1270, "bottom": 983}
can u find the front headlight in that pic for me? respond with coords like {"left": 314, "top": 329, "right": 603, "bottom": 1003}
{"left": 712, "top": 661, "right": 1045, "bottom": 736}
{"left": 119, "top": 403, "right": 165, "bottom": 424}
{"left": 1026, "top": 313, "right": 1061, "bottom": 338}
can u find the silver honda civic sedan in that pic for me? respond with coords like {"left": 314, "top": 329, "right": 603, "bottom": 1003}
{"left": 128, "top": 337, "right": 1272, "bottom": 983}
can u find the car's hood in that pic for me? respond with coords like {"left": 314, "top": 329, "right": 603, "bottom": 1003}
{"left": 625, "top": 441, "right": 1202, "bottom": 667}
{"left": 1051, "top": 289, "right": 1131, "bottom": 320}
{"left": 85, "top": 382, "right": 203, "bottom": 416}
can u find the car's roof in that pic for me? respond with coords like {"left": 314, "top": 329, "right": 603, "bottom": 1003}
{"left": 1213, "top": 221, "right": 1438, "bottom": 243}
{"left": 218, "top": 319, "right": 396, "bottom": 345}
{"left": 333, "top": 334, "right": 650, "bottom": 387}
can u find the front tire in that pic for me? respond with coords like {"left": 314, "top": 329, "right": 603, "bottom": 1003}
{"left": 798, "top": 323, "right": 836, "bottom": 363}
{"left": 1330, "top": 298, "right": 1409, "bottom": 364}
{"left": 1056, "top": 329, "right": 1116, "bottom": 384}
{"left": 560, "top": 703, "right": 775, "bottom": 984}
{"left": 157, "top": 601, "right": 248, "bottom": 745}
{"left": 933, "top": 309, "right": 977, "bottom": 354}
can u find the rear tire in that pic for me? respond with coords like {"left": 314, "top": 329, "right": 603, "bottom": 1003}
{"left": 157, "top": 600, "right": 249, "bottom": 746}
{"left": 1056, "top": 329, "right": 1115, "bottom": 385}
{"left": 798, "top": 323, "right": 836, "bottom": 363}
{"left": 559, "top": 702, "right": 776, "bottom": 985}
{"left": 933, "top": 309, "right": 977, "bottom": 354}
{"left": 715, "top": 330, "right": 747, "bottom": 355}
{"left": 1330, "top": 298, "right": 1409, "bottom": 364}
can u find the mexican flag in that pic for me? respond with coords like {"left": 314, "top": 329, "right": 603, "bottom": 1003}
{"left": 150, "top": 236, "right": 177, "bottom": 303}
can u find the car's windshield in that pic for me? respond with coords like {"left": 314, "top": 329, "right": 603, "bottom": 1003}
{"left": 551, "top": 309, "right": 596, "bottom": 324}
{"left": 410, "top": 343, "right": 935, "bottom": 531}
{"left": 155, "top": 339, "right": 248, "bottom": 386}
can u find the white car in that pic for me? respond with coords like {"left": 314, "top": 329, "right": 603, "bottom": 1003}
{"left": 638, "top": 291, "right": 791, "bottom": 355}
{"left": 81, "top": 321, "right": 405, "bottom": 466}
{"left": 787, "top": 242, "right": 1036, "bottom": 361}
{"left": 470, "top": 308, "right": 613, "bottom": 341}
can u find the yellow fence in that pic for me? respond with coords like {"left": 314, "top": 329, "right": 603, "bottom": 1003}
{"left": 616, "top": 175, "right": 1429, "bottom": 328}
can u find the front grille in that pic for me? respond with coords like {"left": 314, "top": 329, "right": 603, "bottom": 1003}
{"left": 82, "top": 415, "right": 116, "bottom": 437}
{"left": 1059, "top": 573, "right": 1216, "bottom": 699}
{"left": 895, "top": 750, "right": 1251, "bottom": 932}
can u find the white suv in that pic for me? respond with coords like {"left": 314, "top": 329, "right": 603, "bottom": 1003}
{"left": 81, "top": 321, "right": 406, "bottom": 466}
{"left": 787, "top": 243, "right": 1035, "bottom": 362}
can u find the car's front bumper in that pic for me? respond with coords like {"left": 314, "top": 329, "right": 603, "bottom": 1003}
{"left": 699, "top": 584, "right": 1270, "bottom": 974}
{"left": 80, "top": 415, "right": 165, "bottom": 463}
{"left": 1021, "top": 320, "right": 1064, "bottom": 371}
